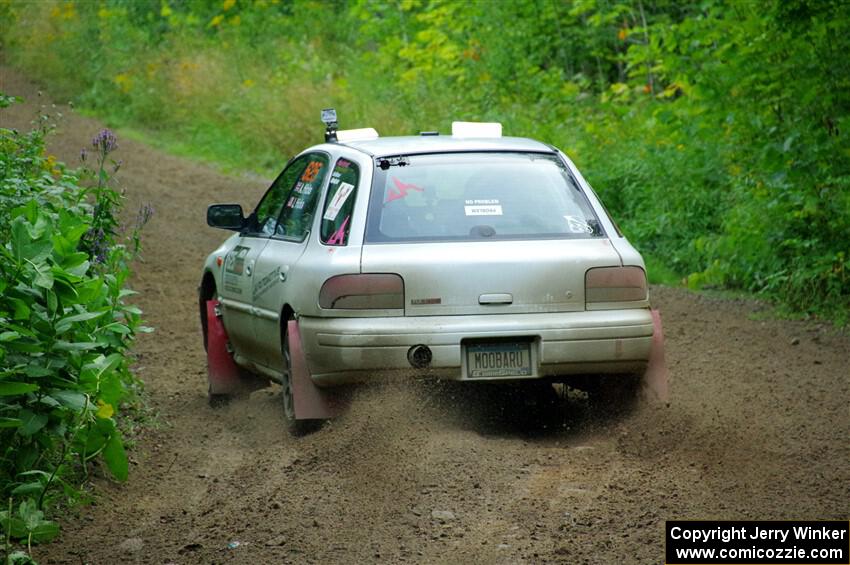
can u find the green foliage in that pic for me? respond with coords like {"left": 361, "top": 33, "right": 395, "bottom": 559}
{"left": 1, "top": 498, "right": 59, "bottom": 551}
{"left": 1, "top": 0, "right": 848, "bottom": 321}
{"left": 0, "top": 97, "right": 150, "bottom": 557}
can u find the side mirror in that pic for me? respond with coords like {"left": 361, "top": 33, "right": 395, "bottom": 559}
{"left": 207, "top": 204, "right": 245, "bottom": 231}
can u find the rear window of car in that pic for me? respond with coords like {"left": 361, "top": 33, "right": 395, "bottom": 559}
{"left": 364, "top": 152, "right": 604, "bottom": 243}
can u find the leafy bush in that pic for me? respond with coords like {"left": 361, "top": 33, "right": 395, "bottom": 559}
{"left": 0, "top": 95, "right": 149, "bottom": 558}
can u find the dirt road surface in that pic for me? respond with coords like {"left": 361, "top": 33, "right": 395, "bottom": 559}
{"left": 2, "top": 67, "right": 848, "bottom": 565}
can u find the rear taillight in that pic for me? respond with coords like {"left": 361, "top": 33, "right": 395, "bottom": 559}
{"left": 585, "top": 266, "right": 648, "bottom": 305}
{"left": 319, "top": 274, "right": 404, "bottom": 309}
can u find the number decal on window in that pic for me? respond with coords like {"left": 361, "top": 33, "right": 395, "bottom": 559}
{"left": 301, "top": 161, "right": 324, "bottom": 183}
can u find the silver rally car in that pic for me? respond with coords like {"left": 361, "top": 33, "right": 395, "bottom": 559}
{"left": 200, "top": 113, "right": 666, "bottom": 431}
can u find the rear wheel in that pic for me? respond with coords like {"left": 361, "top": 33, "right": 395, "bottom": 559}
{"left": 281, "top": 331, "right": 295, "bottom": 420}
{"left": 281, "top": 318, "right": 321, "bottom": 435}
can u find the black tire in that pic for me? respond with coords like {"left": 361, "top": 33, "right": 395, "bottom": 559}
{"left": 281, "top": 320, "right": 321, "bottom": 436}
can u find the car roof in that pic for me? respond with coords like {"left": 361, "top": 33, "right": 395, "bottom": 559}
{"left": 335, "top": 135, "right": 556, "bottom": 157}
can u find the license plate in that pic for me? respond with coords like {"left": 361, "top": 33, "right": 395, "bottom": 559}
{"left": 465, "top": 341, "right": 533, "bottom": 378}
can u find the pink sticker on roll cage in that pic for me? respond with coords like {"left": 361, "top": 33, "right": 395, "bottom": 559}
{"left": 384, "top": 177, "right": 423, "bottom": 204}
{"left": 326, "top": 215, "right": 350, "bottom": 245}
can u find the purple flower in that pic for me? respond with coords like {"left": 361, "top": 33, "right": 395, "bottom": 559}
{"left": 84, "top": 227, "right": 110, "bottom": 264}
{"left": 92, "top": 129, "right": 118, "bottom": 154}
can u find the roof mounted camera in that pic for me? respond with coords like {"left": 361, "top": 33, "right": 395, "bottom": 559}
{"left": 321, "top": 108, "right": 379, "bottom": 143}
{"left": 322, "top": 108, "right": 338, "bottom": 142}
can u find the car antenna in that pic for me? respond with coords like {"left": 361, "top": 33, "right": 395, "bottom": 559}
{"left": 322, "top": 108, "right": 338, "bottom": 143}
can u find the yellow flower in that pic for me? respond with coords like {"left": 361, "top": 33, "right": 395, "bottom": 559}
{"left": 62, "top": 3, "right": 77, "bottom": 20}
{"left": 161, "top": 3, "right": 172, "bottom": 17}
{"left": 242, "top": 78, "right": 255, "bottom": 88}
{"left": 223, "top": 0, "right": 236, "bottom": 11}
{"left": 209, "top": 14, "right": 224, "bottom": 27}
{"left": 230, "top": 14, "right": 241, "bottom": 26}
{"left": 96, "top": 401, "right": 114, "bottom": 419}
{"left": 114, "top": 73, "right": 133, "bottom": 94}
{"left": 44, "top": 155, "right": 60, "bottom": 175}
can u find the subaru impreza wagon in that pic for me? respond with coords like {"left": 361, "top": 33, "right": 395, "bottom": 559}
{"left": 199, "top": 113, "right": 665, "bottom": 432}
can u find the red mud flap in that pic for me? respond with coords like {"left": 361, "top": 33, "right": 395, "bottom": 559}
{"left": 206, "top": 300, "right": 242, "bottom": 395}
{"left": 288, "top": 320, "right": 349, "bottom": 420}
{"left": 641, "top": 309, "right": 670, "bottom": 403}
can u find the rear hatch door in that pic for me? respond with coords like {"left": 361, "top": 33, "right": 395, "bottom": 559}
{"left": 361, "top": 151, "right": 623, "bottom": 315}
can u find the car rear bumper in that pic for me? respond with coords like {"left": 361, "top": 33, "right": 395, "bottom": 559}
{"left": 298, "top": 309, "right": 654, "bottom": 386}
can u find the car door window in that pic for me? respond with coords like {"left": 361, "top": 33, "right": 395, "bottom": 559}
{"left": 320, "top": 157, "right": 360, "bottom": 246}
{"left": 250, "top": 153, "right": 328, "bottom": 237}
{"left": 274, "top": 154, "right": 330, "bottom": 241}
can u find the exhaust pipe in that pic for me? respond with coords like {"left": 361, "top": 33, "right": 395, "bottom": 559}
{"left": 407, "top": 344, "right": 432, "bottom": 369}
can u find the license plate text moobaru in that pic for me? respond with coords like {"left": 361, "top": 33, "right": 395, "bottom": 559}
{"left": 467, "top": 343, "right": 532, "bottom": 377}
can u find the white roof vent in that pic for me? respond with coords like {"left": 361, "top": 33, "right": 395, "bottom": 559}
{"left": 336, "top": 128, "right": 379, "bottom": 142}
{"left": 451, "top": 121, "right": 502, "bottom": 138}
